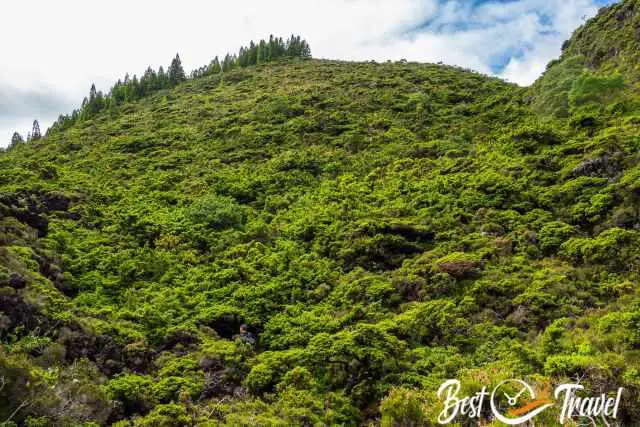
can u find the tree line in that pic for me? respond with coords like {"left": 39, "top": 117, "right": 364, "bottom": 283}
{"left": 7, "top": 120, "right": 41, "bottom": 150}
{"left": 5, "top": 35, "right": 311, "bottom": 148}
{"left": 43, "top": 35, "right": 311, "bottom": 136}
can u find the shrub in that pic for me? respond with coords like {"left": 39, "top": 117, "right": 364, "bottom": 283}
{"left": 569, "top": 71, "right": 624, "bottom": 108}
{"left": 132, "top": 404, "right": 191, "bottom": 427}
{"left": 531, "top": 55, "right": 586, "bottom": 118}
{"left": 544, "top": 354, "right": 599, "bottom": 377}
{"left": 244, "top": 349, "right": 305, "bottom": 395}
{"left": 103, "top": 374, "right": 156, "bottom": 416}
{"left": 538, "top": 221, "right": 576, "bottom": 253}
{"left": 186, "top": 194, "right": 245, "bottom": 231}
{"left": 561, "top": 227, "right": 639, "bottom": 269}
{"left": 391, "top": 300, "right": 469, "bottom": 346}
{"left": 380, "top": 387, "right": 429, "bottom": 427}
{"left": 277, "top": 366, "right": 315, "bottom": 391}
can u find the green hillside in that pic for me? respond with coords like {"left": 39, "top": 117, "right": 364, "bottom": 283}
{"left": 1, "top": 2, "right": 640, "bottom": 425}
{"left": 531, "top": 0, "right": 640, "bottom": 119}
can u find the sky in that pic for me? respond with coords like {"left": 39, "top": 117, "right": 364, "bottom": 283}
{"left": 0, "top": 0, "right": 618, "bottom": 147}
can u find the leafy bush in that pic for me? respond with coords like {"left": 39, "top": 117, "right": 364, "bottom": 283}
{"left": 185, "top": 194, "right": 245, "bottom": 231}
{"left": 538, "top": 221, "right": 576, "bottom": 253}
{"left": 103, "top": 374, "right": 156, "bottom": 416}
{"left": 569, "top": 71, "right": 624, "bottom": 108}
{"left": 380, "top": 387, "right": 429, "bottom": 427}
{"left": 561, "top": 227, "right": 639, "bottom": 269}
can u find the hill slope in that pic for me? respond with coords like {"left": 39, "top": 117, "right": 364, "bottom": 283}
{"left": 531, "top": 0, "right": 640, "bottom": 119}
{"left": 2, "top": 3, "right": 640, "bottom": 425}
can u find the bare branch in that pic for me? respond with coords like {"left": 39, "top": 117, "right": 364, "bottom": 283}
{"left": 4, "top": 399, "right": 31, "bottom": 424}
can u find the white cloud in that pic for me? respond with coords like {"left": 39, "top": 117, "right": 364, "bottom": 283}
{"left": 0, "top": 0, "right": 616, "bottom": 147}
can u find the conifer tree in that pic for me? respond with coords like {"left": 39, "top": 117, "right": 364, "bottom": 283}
{"left": 31, "top": 120, "right": 41, "bottom": 141}
{"left": 208, "top": 56, "right": 221, "bottom": 74}
{"left": 222, "top": 54, "right": 236, "bottom": 72}
{"left": 257, "top": 40, "right": 267, "bottom": 64}
{"left": 267, "top": 35, "right": 275, "bottom": 61}
{"left": 89, "top": 84, "right": 97, "bottom": 102}
{"left": 83, "top": 84, "right": 106, "bottom": 117}
{"left": 168, "top": 54, "right": 186, "bottom": 85}
{"left": 300, "top": 39, "right": 311, "bottom": 58}
{"left": 157, "top": 66, "right": 168, "bottom": 88}
{"left": 131, "top": 75, "right": 141, "bottom": 99}
{"left": 111, "top": 80, "right": 125, "bottom": 104}
{"left": 10, "top": 132, "right": 24, "bottom": 147}
{"left": 277, "top": 37, "right": 285, "bottom": 57}
{"left": 142, "top": 66, "right": 158, "bottom": 93}
{"left": 238, "top": 47, "right": 247, "bottom": 67}
{"left": 248, "top": 41, "right": 257, "bottom": 66}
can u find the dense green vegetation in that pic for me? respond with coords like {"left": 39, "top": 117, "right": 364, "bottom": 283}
{"left": 45, "top": 35, "right": 311, "bottom": 135}
{"left": 1, "top": 2, "right": 640, "bottom": 425}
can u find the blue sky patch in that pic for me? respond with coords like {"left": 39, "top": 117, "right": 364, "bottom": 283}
{"left": 401, "top": 0, "right": 620, "bottom": 74}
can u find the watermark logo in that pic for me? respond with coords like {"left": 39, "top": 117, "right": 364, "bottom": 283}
{"left": 490, "top": 379, "right": 553, "bottom": 425}
{"left": 437, "top": 378, "right": 623, "bottom": 425}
